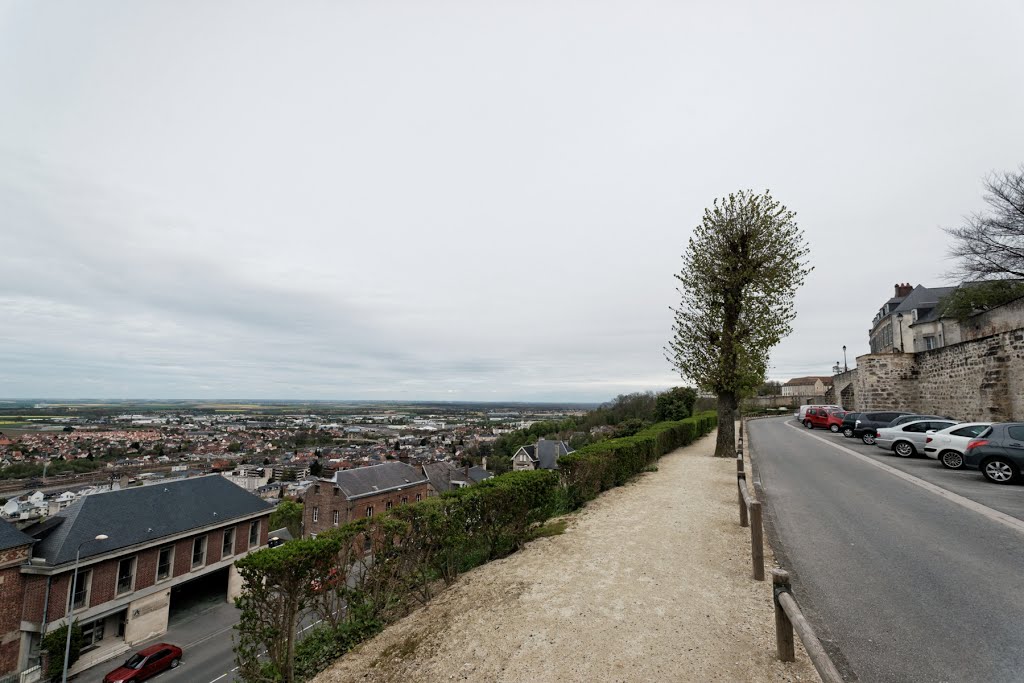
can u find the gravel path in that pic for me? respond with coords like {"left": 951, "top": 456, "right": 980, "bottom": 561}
{"left": 315, "top": 431, "right": 819, "bottom": 683}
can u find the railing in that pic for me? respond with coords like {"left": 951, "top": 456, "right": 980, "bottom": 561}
{"left": 735, "top": 421, "right": 764, "bottom": 581}
{"left": 772, "top": 569, "right": 844, "bottom": 683}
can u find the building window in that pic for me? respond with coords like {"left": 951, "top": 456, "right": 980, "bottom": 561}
{"left": 415, "top": 493, "right": 422, "bottom": 502}
{"left": 249, "top": 520, "right": 260, "bottom": 548}
{"left": 80, "top": 617, "right": 105, "bottom": 651}
{"left": 69, "top": 568, "right": 91, "bottom": 612}
{"left": 366, "top": 506, "right": 373, "bottom": 518}
{"left": 386, "top": 501, "right": 393, "bottom": 511}
{"left": 222, "top": 528, "right": 235, "bottom": 558}
{"left": 333, "top": 488, "right": 339, "bottom": 496}
{"left": 401, "top": 496, "right": 408, "bottom": 505}
{"left": 925, "top": 336, "right": 936, "bottom": 350}
{"left": 314, "top": 485, "right": 320, "bottom": 494}
{"left": 312, "top": 507, "right": 319, "bottom": 523}
{"left": 333, "top": 510, "right": 339, "bottom": 525}
{"left": 116, "top": 557, "right": 136, "bottom": 596}
{"left": 156, "top": 546, "right": 174, "bottom": 582}
{"left": 192, "top": 536, "right": 207, "bottom": 569}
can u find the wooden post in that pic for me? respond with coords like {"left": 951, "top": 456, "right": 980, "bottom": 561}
{"left": 750, "top": 499, "right": 764, "bottom": 580}
{"left": 772, "top": 569, "right": 795, "bottom": 662}
{"left": 737, "top": 474, "right": 748, "bottom": 527}
{"left": 736, "top": 455, "right": 745, "bottom": 475}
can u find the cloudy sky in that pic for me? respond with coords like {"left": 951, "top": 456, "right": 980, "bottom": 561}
{"left": 2, "top": 1, "right": 1023, "bottom": 402}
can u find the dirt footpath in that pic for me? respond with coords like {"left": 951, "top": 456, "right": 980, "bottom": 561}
{"left": 315, "top": 431, "right": 819, "bottom": 683}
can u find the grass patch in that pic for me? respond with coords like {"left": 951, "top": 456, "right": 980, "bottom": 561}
{"left": 525, "top": 519, "right": 568, "bottom": 542}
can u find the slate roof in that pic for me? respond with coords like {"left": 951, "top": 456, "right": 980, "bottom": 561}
{"left": 25, "top": 475, "right": 272, "bottom": 567}
{"left": 421, "top": 462, "right": 495, "bottom": 493}
{"left": 0, "top": 518, "right": 34, "bottom": 552}
{"left": 535, "top": 439, "right": 572, "bottom": 470}
{"left": 331, "top": 462, "right": 427, "bottom": 499}
{"left": 892, "top": 285, "right": 957, "bottom": 315}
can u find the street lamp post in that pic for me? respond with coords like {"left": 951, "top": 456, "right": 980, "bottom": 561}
{"left": 896, "top": 313, "right": 905, "bottom": 352}
{"left": 63, "top": 534, "right": 108, "bottom": 683}
{"left": 843, "top": 345, "right": 848, "bottom": 372}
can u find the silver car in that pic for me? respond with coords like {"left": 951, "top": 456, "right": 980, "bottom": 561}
{"left": 874, "top": 419, "right": 958, "bottom": 457}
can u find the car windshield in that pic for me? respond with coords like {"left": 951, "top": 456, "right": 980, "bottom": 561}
{"left": 125, "top": 654, "right": 145, "bottom": 669}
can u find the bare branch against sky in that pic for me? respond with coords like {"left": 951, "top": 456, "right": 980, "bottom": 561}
{"left": 2, "top": 1, "right": 1023, "bottom": 400}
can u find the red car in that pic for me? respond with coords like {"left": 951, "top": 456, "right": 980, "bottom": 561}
{"left": 825, "top": 410, "right": 850, "bottom": 433}
{"left": 103, "top": 643, "right": 182, "bottom": 683}
{"left": 803, "top": 407, "right": 847, "bottom": 431}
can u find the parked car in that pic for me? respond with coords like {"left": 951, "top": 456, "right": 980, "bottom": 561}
{"left": 796, "top": 404, "right": 842, "bottom": 422}
{"left": 825, "top": 410, "right": 851, "bottom": 433}
{"left": 924, "top": 422, "right": 992, "bottom": 469}
{"left": 963, "top": 423, "right": 1024, "bottom": 484}
{"left": 853, "top": 411, "right": 916, "bottom": 445}
{"left": 103, "top": 643, "right": 182, "bottom": 683}
{"left": 887, "top": 414, "right": 957, "bottom": 428}
{"left": 839, "top": 412, "right": 862, "bottom": 438}
{"left": 874, "top": 419, "right": 958, "bottom": 457}
{"left": 803, "top": 407, "right": 846, "bottom": 430}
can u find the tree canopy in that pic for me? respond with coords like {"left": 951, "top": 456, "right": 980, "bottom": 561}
{"left": 939, "top": 279, "right": 1024, "bottom": 321}
{"left": 667, "top": 190, "right": 811, "bottom": 456}
{"left": 946, "top": 165, "right": 1024, "bottom": 280}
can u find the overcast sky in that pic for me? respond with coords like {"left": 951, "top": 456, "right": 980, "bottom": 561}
{"left": 2, "top": 1, "right": 1024, "bottom": 402}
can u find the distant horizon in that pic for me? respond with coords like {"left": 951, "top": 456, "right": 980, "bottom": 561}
{"left": 0, "top": 397, "right": 603, "bottom": 406}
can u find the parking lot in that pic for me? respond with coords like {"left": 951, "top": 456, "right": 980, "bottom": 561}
{"left": 790, "top": 418, "right": 1024, "bottom": 523}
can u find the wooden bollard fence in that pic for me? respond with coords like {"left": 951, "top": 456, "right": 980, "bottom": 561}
{"left": 749, "top": 498, "right": 764, "bottom": 580}
{"left": 737, "top": 473, "right": 749, "bottom": 527}
{"left": 772, "top": 569, "right": 844, "bottom": 683}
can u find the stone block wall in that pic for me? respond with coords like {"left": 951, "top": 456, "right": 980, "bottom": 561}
{"left": 851, "top": 324, "right": 1024, "bottom": 421}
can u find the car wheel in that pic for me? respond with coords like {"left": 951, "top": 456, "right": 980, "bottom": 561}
{"left": 842, "top": 427, "right": 854, "bottom": 438}
{"left": 829, "top": 424, "right": 839, "bottom": 432}
{"left": 982, "top": 457, "right": 1019, "bottom": 484}
{"left": 861, "top": 433, "right": 875, "bottom": 445}
{"left": 939, "top": 450, "right": 964, "bottom": 469}
{"left": 804, "top": 420, "right": 814, "bottom": 429}
{"left": 171, "top": 658, "right": 180, "bottom": 668}
{"left": 894, "top": 441, "right": 915, "bottom": 457}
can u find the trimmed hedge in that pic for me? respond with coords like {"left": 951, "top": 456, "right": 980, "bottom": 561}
{"left": 559, "top": 411, "right": 716, "bottom": 508}
{"left": 236, "top": 412, "right": 715, "bottom": 682}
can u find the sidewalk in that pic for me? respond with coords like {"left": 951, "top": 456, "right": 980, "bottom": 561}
{"left": 315, "top": 431, "right": 819, "bottom": 683}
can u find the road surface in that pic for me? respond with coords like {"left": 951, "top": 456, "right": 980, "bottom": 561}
{"left": 750, "top": 416, "right": 1024, "bottom": 683}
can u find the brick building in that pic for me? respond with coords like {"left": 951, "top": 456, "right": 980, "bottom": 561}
{"left": 9, "top": 475, "right": 272, "bottom": 676}
{"left": 0, "top": 523, "right": 33, "bottom": 678}
{"left": 303, "top": 462, "right": 431, "bottom": 537}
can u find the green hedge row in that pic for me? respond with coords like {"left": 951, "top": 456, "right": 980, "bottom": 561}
{"left": 559, "top": 411, "right": 717, "bottom": 507}
{"left": 235, "top": 411, "right": 716, "bottom": 682}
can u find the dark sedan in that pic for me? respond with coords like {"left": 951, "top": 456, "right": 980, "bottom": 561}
{"left": 963, "top": 423, "right": 1024, "bottom": 484}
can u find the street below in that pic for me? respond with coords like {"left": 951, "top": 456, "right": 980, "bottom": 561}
{"left": 750, "top": 416, "right": 1024, "bottom": 683}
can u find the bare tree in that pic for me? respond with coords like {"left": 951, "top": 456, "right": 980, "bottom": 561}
{"left": 946, "top": 165, "right": 1024, "bottom": 280}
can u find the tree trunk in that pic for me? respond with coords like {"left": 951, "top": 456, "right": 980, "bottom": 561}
{"left": 715, "top": 392, "right": 737, "bottom": 457}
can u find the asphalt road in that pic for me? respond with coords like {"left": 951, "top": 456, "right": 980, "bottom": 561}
{"left": 750, "top": 416, "right": 1024, "bottom": 683}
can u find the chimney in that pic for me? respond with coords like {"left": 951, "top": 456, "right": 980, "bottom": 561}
{"left": 895, "top": 282, "right": 913, "bottom": 298}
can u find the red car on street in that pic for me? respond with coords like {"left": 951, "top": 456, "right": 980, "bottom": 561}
{"left": 103, "top": 642, "right": 182, "bottom": 683}
{"left": 825, "top": 410, "right": 850, "bottom": 433}
{"left": 803, "top": 407, "right": 848, "bottom": 431}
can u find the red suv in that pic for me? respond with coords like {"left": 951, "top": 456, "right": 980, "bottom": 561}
{"left": 804, "top": 407, "right": 847, "bottom": 430}
{"left": 103, "top": 643, "right": 182, "bottom": 683}
{"left": 825, "top": 410, "right": 850, "bottom": 433}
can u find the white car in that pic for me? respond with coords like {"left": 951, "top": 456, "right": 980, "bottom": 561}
{"left": 874, "top": 419, "right": 958, "bottom": 457}
{"left": 923, "top": 422, "right": 992, "bottom": 469}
